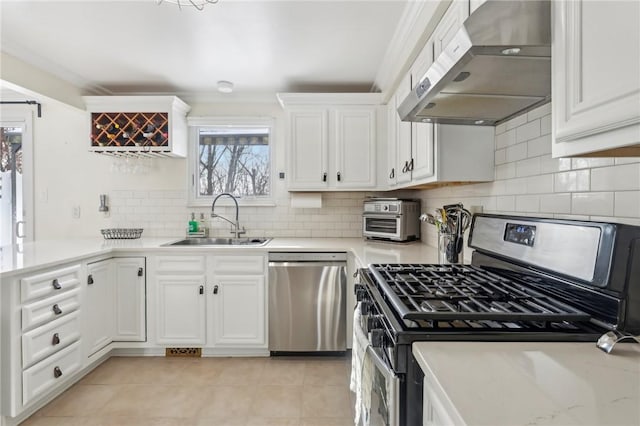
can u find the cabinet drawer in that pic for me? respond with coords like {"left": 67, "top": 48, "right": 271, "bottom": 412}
{"left": 22, "top": 311, "right": 81, "bottom": 369}
{"left": 23, "top": 341, "right": 82, "bottom": 405}
{"left": 21, "top": 264, "right": 82, "bottom": 303}
{"left": 22, "top": 288, "right": 81, "bottom": 332}
{"left": 155, "top": 256, "right": 206, "bottom": 274}
{"left": 212, "top": 255, "right": 265, "bottom": 274}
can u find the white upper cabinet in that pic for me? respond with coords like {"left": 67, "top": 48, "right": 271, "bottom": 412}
{"left": 469, "top": 0, "right": 486, "bottom": 15}
{"left": 394, "top": 74, "right": 414, "bottom": 186}
{"left": 279, "top": 93, "right": 381, "bottom": 191}
{"left": 431, "top": 0, "right": 469, "bottom": 59}
{"left": 552, "top": 0, "right": 640, "bottom": 157}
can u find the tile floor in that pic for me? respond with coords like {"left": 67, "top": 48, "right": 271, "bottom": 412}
{"left": 22, "top": 355, "right": 356, "bottom": 426}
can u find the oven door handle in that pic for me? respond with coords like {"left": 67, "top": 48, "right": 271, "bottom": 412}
{"left": 366, "top": 345, "right": 398, "bottom": 381}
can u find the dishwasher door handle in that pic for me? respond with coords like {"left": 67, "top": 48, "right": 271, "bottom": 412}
{"left": 268, "top": 261, "right": 347, "bottom": 268}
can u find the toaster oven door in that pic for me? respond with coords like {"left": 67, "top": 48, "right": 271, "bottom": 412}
{"left": 363, "top": 214, "right": 402, "bottom": 240}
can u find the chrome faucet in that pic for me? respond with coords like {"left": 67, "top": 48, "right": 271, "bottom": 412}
{"left": 211, "top": 193, "right": 246, "bottom": 238}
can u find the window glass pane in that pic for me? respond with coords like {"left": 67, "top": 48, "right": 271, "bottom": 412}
{"left": 197, "top": 126, "right": 270, "bottom": 197}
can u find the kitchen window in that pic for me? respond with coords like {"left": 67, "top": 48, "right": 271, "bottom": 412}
{"left": 188, "top": 117, "right": 274, "bottom": 205}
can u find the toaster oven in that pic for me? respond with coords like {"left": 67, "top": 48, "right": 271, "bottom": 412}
{"left": 362, "top": 199, "right": 420, "bottom": 242}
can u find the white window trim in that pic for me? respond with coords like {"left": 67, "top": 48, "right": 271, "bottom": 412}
{"left": 186, "top": 116, "right": 276, "bottom": 207}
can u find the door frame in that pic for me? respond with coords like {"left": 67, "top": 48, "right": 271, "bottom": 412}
{"left": 0, "top": 107, "right": 34, "bottom": 243}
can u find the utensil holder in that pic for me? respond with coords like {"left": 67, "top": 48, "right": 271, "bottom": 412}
{"left": 438, "top": 231, "right": 463, "bottom": 264}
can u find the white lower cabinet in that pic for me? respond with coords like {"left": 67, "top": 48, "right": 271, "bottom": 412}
{"left": 210, "top": 274, "right": 266, "bottom": 347}
{"left": 156, "top": 274, "right": 207, "bottom": 345}
{"left": 85, "top": 260, "right": 115, "bottom": 357}
{"left": 113, "top": 257, "right": 146, "bottom": 342}
{"left": 152, "top": 253, "right": 267, "bottom": 350}
{"left": 423, "top": 373, "right": 463, "bottom": 426}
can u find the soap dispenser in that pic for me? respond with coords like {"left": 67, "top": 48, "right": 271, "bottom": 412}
{"left": 198, "top": 213, "right": 207, "bottom": 234}
{"left": 188, "top": 213, "right": 198, "bottom": 233}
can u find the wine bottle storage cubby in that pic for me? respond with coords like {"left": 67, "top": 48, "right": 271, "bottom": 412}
{"left": 91, "top": 112, "right": 170, "bottom": 147}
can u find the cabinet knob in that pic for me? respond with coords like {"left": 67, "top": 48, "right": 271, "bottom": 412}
{"left": 52, "top": 279, "right": 62, "bottom": 290}
{"left": 138, "top": 267, "right": 144, "bottom": 277}
{"left": 213, "top": 285, "right": 219, "bottom": 295}
{"left": 87, "top": 274, "right": 94, "bottom": 285}
{"left": 199, "top": 285, "right": 204, "bottom": 295}
{"left": 322, "top": 172, "right": 327, "bottom": 182}
{"left": 53, "top": 366, "right": 63, "bottom": 378}
{"left": 52, "top": 304, "right": 63, "bottom": 315}
{"left": 52, "top": 333, "right": 60, "bottom": 346}
{"left": 337, "top": 172, "right": 342, "bottom": 182}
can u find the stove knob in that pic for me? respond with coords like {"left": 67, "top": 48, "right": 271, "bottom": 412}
{"left": 370, "top": 328, "right": 386, "bottom": 348}
{"left": 367, "top": 315, "right": 380, "bottom": 332}
{"left": 354, "top": 284, "right": 367, "bottom": 301}
{"left": 360, "top": 301, "right": 372, "bottom": 316}
{"left": 383, "top": 205, "right": 389, "bottom": 211}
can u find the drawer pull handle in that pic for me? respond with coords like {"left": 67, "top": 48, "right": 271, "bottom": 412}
{"left": 52, "top": 304, "right": 63, "bottom": 315}
{"left": 213, "top": 285, "right": 219, "bottom": 295}
{"left": 52, "top": 333, "right": 60, "bottom": 345}
{"left": 87, "top": 275, "right": 94, "bottom": 285}
{"left": 52, "top": 279, "right": 62, "bottom": 290}
{"left": 138, "top": 267, "right": 144, "bottom": 277}
{"left": 53, "top": 366, "right": 63, "bottom": 378}
{"left": 199, "top": 285, "right": 204, "bottom": 295}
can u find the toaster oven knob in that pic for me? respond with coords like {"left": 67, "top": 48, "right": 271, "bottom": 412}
{"left": 370, "top": 328, "right": 386, "bottom": 348}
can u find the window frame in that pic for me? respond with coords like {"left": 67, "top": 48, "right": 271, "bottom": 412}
{"left": 187, "top": 116, "right": 276, "bottom": 207}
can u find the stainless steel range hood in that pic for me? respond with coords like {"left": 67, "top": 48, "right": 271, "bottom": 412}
{"left": 398, "top": 1, "right": 551, "bottom": 126}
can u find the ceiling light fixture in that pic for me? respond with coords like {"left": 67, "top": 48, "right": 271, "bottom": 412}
{"left": 156, "top": 0, "right": 219, "bottom": 11}
{"left": 217, "top": 81, "right": 234, "bottom": 93}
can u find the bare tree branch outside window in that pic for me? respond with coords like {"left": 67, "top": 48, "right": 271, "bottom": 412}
{"left": 197, "top": 127, "right": 270, "bottom": 197}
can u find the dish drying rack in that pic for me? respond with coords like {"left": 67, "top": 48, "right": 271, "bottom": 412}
{"left": 101, "top": 228, "right": 144, "bottom": 240}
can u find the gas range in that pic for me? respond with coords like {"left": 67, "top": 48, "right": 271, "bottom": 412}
{"left": 353, "top": 214, "right": 640, "bottom": 426}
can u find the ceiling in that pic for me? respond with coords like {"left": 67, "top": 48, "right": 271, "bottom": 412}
{"left": 0, "top": 0, "right": 409, "bottom": 101}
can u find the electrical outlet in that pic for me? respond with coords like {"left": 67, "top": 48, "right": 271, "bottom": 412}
{"left": 72, "top": 206, "right": 81, "bottom": 218}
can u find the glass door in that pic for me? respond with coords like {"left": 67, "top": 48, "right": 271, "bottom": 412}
{"left": 1, "top": 116, "right": 32, "bottom": 247}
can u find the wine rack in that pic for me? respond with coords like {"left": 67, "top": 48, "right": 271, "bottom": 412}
{"left": 91, "top": 112, "right": 169, "bottom": 147}
{"left": 84, "top": 96, "right": 191, "bottom": 158}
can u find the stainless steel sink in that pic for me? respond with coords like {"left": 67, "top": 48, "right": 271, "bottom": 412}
{"left": 164, "top": 237, "right": 271, "bottom": 247}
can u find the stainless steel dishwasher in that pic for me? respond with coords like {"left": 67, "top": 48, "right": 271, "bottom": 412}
{"left": 268, "top": 252, "right": 347, "bottom": 353}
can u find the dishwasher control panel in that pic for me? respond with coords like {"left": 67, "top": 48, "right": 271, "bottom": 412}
{"left": 268, "top": 252, "right": 347, "bottom": 262}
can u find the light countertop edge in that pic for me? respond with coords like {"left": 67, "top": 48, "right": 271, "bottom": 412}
{"left": 0, "top": 237, "right": 440, "bottom": 278}
{"left": 412, "top": 341, "right": 640, "bottom": 426}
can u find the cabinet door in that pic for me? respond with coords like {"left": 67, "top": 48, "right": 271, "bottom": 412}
{"left": 386, "top": 102, "right": 398, "bottom": 187}
{"left": 211, "top": 275, "right": 266, "bottom": 347}
{"left": 432, "top": 0, "right": 469, "bottom": 59}
{"left": 156, "top": 275, "right": 206, "bottom": 345}
{"left": 411, "top": 39, "right": 436, "bottom": 182}
{"left": 395, "top": 74, "right": 413, "bottom": 185}
{"left": 287, "top": 109, "right": 330, "bottom": 189}
{"left": 334, "top": 108, "right": 376, "bottom": 188}
{"left": 85, "top": 260, "right": 114, "bottom": 356}
{"left": 552, "top": 0, "right": 640, "bottom": 157}
{"left": 113, "top": 257, "right": 146, "bottom": 342}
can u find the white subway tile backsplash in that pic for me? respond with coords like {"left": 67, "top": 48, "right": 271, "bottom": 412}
{"left": 506, "top": 143, "right": 528, "bottom": 162}
{"left": 495, "top": 149, "right": 507, "bottom": 165}
{"left": 526, "top": 174, "right": 554, "bottom": 194}
{"left": 540, "top": 156, "right": 572, "bottom": 174}
{"left": 527, "top": 134, "right": 552, "bottom": 158}
{"left": 495, "top": 122, "right": 507, "bottom": 135}
{"left": 540, "top": 115, "right": 552, "bottom": 135}
{"left": 571, "top": 158, "right": 615, "bottom": 170}
{"left": 516, "top": 120, "right": 541, "bottom": 143}
{"left": 505, "top": 177, "right": 527, "bottom": 195}
{"left": 554, "top": 170, "right": 590, "bottom": 192}
{"left": 572, "top": 192, "right": 614, "bottom": 216}
{"left": 515, "top": 195, "right": 540, "bottom": 212}
{"left": 591, "top": 163, "right": 640, "bottom": 191}
{"left": 615, "top": 192, "right": 640, "bottom": 217}
{"left": 539, "top": 193, "right": 571, "bottom": 214}
{"left": 505, "top": 114, "right": 527, "bottom": 130}
{"left": 527, "top": 103, "right": 552, "bottom": 121}
{"left": 516, "top": 157, "right": 541, "bottom": 177}
{"left": 496, "top": 129, "right": 516, "bottom": 149}
{"left": 615, "top": 158, "right": 640, "bottom": 165}
{"left": 496, "top": 196, "right": 516, "bottom": 211}
{"left": 495, "top": 163, "right": 516, "bottom": 180}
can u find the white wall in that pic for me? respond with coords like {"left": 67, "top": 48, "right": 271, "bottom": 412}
{"left": 416, "top": 103, "right": 640, "bottom": 258}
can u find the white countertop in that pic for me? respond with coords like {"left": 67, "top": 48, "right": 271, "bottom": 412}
{"left": 0, "top": 237, "right": 439, "bottom": 278}
{"left": 412, "top": 341, "right": 640, "bottom": 426}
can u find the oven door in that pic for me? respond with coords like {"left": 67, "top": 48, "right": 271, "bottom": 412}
{"left": 363, "top": 214, "right": 402, "bottom": 240}
{"left": 364, "top": 345, "right": 400, "bottom": 426}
